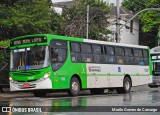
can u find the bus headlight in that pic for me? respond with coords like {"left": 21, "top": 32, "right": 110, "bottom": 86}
{"left": 37, "top": 72, "right": 50, "bottom": 82}
{"left": 43, "top": 72, "right": 50, "bottom": 79}
{"left": 9, "top": 77, "right": 15, "bottom": 83}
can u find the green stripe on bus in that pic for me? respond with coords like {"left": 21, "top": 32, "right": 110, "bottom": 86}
{"left": 87, "top": 74, "right": 149, "bottom": 76}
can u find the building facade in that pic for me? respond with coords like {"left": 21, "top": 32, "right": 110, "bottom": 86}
{"left": 108, "top": 6, "right": 139, "bottom": 45}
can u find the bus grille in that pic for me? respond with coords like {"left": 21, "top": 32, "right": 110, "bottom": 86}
{"left": 18, "top": 84, "right": 36, "bottom": 89}
{"left": 12, "top": 71, "right": 40, "bottom": 77}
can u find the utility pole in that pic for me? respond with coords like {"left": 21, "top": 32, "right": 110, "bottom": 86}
{"left": 113, "top": 8, "right": 160, "bottom": 43}
{"left": 115, "top": 0, "right": 120, "bottom": 42}
{"left": 86, "top": 5, "right": 89, "bottom": 39}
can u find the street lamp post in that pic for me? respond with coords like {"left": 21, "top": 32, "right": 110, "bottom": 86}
{"left": 86, "top": 5, "right": 89, "bottom": 39}
{"left": 114, "top": 8, "right": 160, "bottom": 43}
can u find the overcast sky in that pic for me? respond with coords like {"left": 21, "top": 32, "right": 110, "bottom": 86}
{"left": 52, "top": 0, "right": 122, "bottom": 14}
{"left": 52, "top": 0, "right": 119, "bottom": 4}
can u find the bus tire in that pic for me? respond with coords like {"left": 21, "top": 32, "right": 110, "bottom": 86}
{"left": 90, "top": 88, "right": 104, "bottom": 95}
{"left": 117, "top": 77, "right": 131, "bottom": 94}
{"left": 68, "top": 77, "right": 80, "bottom": 96}
{"left": 33, "top": 91, "right": 46, "bottom": 97}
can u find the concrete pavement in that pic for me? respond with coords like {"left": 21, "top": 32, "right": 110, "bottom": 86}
{"left": 0, "top": 88, "right": 33, "bottom": 99}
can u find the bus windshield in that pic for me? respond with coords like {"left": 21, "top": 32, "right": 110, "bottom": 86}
{"left": 10, "top": 46, "right": 50, "bottom": 71}
{"left": 153, "top": 62, "right": 160, "bottom": 71}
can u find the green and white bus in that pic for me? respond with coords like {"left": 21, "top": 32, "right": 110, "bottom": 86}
{"left": 148, "top": 46, "right": 160, "bottom": 88}
{"left": 9, "top": 34, "right": 152, "bottom": 97}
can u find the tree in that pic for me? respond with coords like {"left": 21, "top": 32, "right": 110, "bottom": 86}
{"left": 51, "top": 10, "right": 64, "bottom": 35}
{"left": 123, "top": 0, "right": 160, "bottom": 32}
{"left": 0, "top": 0, "right": 53, "bottom": 40}
{"left": 122, "top": 0, "right": 160, "bottom": 47}
{"left": 62, "top": 0, "right": 111, "bottom": 40}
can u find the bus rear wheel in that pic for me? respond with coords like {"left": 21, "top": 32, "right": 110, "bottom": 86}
{"left": 90, "top": 88, "right": 104, "bottom": 95}
{"left": 68, "top": 77, "right": 80, "bottom": 96}
{"left": 117, "top": 77, "right": 131, "bottom": 94}
{"left": 33, "top": 91, "right": 47, "bottom": 97}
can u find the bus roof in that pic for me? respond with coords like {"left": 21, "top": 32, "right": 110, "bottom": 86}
{"left": 150, "top": 46, "right": 160, "bottom": 54}
{"left": 11, "top": 34, "right": 148, "bottom": 49}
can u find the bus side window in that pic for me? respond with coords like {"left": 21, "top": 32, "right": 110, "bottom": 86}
{"left": 115, "top": 47, "right": 125, "bottom": 64}
{"left": 125, "top": 48, "right": 134, "bottom": 65}
{"left": 81, "top": 43, "right": 92, "bottom": 63}
{"left": 70, "top": 42, "right": 82, "bottom": 62}
{"left": 50, "top": 40, "right": 67, "bottom": 71}
{"left": 92, "top": 44, "right": 104, "bottom": 63}
{"left": 134, "top": 49, "right": 144, "bottom": 65}
{"left": 105, "top": 46, "right": 116, "bottom": 64}
{"left": 143, "top": 50, "right": 149, "bottom": 65}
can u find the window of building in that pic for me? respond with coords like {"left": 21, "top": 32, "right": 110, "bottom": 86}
{"left": 130, "top": 20, "right": 133, "bottom": 33}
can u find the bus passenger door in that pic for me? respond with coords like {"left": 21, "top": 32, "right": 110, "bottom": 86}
{"left": 50, "top": 40, "right": 68, "bottom": 89}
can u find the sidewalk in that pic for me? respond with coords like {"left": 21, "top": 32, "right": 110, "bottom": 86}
{"left": 0, "top": 92, "right": 33, "bottom": 99}
{"left": 0, "top": 88, "right": 33, "bottom": 99}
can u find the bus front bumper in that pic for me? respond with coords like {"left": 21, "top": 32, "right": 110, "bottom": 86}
{"left": 10, "top": 78, "right": 52, "bottom": 91}
{"left": 148, "top": 83, "right": 160, "bottom": 88}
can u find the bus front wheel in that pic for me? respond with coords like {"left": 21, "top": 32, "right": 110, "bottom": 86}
{"left": 117, "top": 77, "right": 131, "bottom": 94}
{"left": 68, "top": 77, "right": 80, "bottom": 96}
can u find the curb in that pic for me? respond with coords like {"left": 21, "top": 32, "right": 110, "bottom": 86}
{"left": 0, "top": 93, "right": 33, "bottom": 99}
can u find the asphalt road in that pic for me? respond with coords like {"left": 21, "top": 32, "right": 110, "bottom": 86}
{"left": 0, "top": 85, "right": 160, "bottom": 115}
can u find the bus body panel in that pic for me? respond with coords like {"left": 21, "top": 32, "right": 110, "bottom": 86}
{"left": 86, "top": 64, "right": 151, "bottom": 88}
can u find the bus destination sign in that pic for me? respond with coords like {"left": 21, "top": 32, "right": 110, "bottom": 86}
{"left": 10, "top": 37, "right": 47, "bottom": 46}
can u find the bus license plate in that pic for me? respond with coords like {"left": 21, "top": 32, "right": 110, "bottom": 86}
{"left": 23, "top": 83, "right": 30, "bottom": 88}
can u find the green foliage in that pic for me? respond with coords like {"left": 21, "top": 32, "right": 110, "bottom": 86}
{"left": 0, "top": 40, "right": 10, "bottom": 47}
{"left": 0, "top": 40, "right": 10, "bottom": 69}
{"left": 62, "top": 0, "right": 111, "bottom": 40}
{"left": 0, "top": 0, "right": 52, "bottom": 40}
{"left": 122, "top": 0, "right": 160, "bottom": 32}
{"left": 51, "top": 10, "right": 64, "bottom": 35}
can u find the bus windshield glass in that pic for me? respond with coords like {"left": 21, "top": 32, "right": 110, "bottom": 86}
{"left": 10, "top": 46, "right": 50, "bottom": 71}
{"left": 153, "top": 62, "right": 160, "bottom": 71}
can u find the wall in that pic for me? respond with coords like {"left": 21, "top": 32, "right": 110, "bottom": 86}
{"left": 107, "top": 18, "right": 139, "bottom": 45}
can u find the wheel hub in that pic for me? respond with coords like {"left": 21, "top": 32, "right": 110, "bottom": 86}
{"left": 72, "top": 82, "right": 78, "bottom": 92}
{"left": 125, "top": 81, "right": 130, "bottom": 90}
